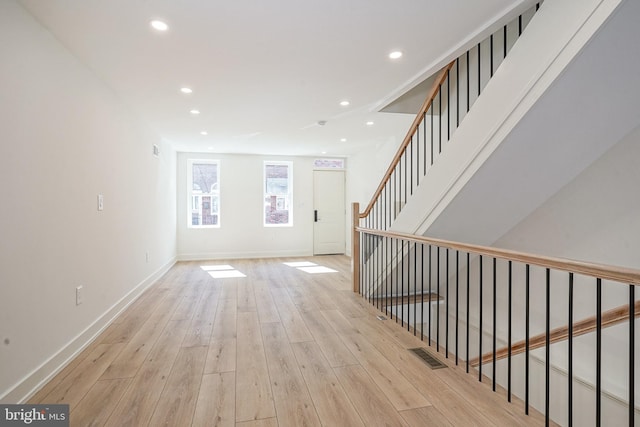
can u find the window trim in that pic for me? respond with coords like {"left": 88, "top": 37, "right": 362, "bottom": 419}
{"left": 263, "top": 160, "right": 293, "bottom": 227}
{"left": 187, "top": 159, "right": 220, "bottom": 228}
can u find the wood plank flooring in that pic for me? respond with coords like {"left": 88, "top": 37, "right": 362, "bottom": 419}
{"left": 29, "top": 256, "right": 549, "bottom": 426}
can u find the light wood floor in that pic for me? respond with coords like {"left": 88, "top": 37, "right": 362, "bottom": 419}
{"left": 29, "top": 255, "right": 549, "bottom": 426}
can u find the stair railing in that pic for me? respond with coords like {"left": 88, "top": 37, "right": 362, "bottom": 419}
{"left": 358, "top": 3, "right": 541, "bottom": 233}
{"left": 354, "top": 226, "right": 639, "bottom": 426}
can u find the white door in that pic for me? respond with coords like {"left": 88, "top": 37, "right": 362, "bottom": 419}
{"left": 313, "top": 170, "right": 345, "bottom": 255}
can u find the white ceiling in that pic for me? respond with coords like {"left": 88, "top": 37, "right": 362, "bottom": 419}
{"left": 19, "top": 0, "right": 532, "bottom": 156}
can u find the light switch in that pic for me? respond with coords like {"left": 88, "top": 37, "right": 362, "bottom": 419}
{"left": 98, "top": 194, "right": 104, "bottom": 211}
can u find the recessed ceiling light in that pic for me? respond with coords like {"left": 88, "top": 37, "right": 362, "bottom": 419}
{"left": 339, "top": 100, "right": 350, "bottom": 107}
{"left": 208, "top": 146, "right": 214, "bottom": 150}
{"left": 150, "top": 20, "right": 169, "bottom": 31}
{"left": 190, "top": 109, "right": 200, "bottom": 115}
{"left": 200, "top": 131, "right": 208, "bottom": 135}
{"left": 389, "top": 51, "right": 403, "bottom": 59}
{"left": 180, "top": 87, "right": 193, "bottom": 94}
{"left": 340, "top": 138, "right": 347, "bottom": 142}
{"left": 321, "top": 151, "right": 327, "bottom": 154}
{"left": 366, "top": 121, "right": 374, "bottom": 126}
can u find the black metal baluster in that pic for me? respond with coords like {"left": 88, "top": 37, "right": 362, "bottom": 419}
{"left": 410, "top": 137, "right": 413, "bottom": 196}
{"left": 479, "top": 255, "right": 483, "bottom": 382}
{"left": 508, "top": 260, "right": 512, "bottom": 402}
{"left": 390, "top": 238, "right": 394, "bottom": 321}
{"left": 376, "top": 235, "right": 380, "bottom": 306}
{"left": 446, "top": 248, "right": 450, "bottom": 358}
{"left": 393, "top": 169, "right": 397, "bottom": 222}
{"left": 466, "top": 51, "right": 470, "bottom": 113}
{"left": 372, "top": 234, "right": 375, "bottom": 306}
{"left": 477, "top": 42, "right": 481, "bottom": 97}
{"left": 404, "top": 150, "right": 407, "bottom": 203}
{"left": 431, "top": 99, "right": 434, "bottom": 165}
{"left": 398, "top": 160, "right": 402, "bottom": 218}
{"left": 447, "top": 69, "right": 450, "bottom": 142}
{"left": 421, "top": 244, "right": 425, "bottom": 341}
{"left": 429, "top": 245, "right": 432, "bottom": 345}
{"left": 414, "top": 243, "right": 417, "bottom": 336}
{"left": 504, "top": 25, "right": 508, "bottom": 58}
{"left": 361, "top": 229, "right": 364, "bottom": 297}
{"left": 466, "top": 252, "right": 470, "bottom": 373}
{"left": 367, "top": 234, "right": 374, "bottom": 304}
{"left": 568, "top": 272, "right": 574, "bottom": 427}
{"left": 416, "top": 124, "right": 420, "bottom": 186}
{"left": 375, "top": 209, "right": 382, "bottom": 310}
{"left": 387, "top": 236, "right": 391, "bottom": 316}
{"left": 630, "top": 284, "right": 635, "bottom": 427}
{"left": 384, "top": 181, "right": 388, "bottom": 229}
{"left": 363, "top": 232, "right": 367, "bottom": 296}
{"left": 389, "top": 181, "right": 392, "bottom": 229}
{"left": 423, "top": 112, "right": 427, "bottom": 174}
{"left": 364, "top": 234, "right": 371, "bottom": 302}
{"left": 359, "top": 232, "right": 363, "bottom": 294}
{"left": 376, "top": 236, "right": 384, "bottom": 311}
{"left": 492, "top": 257, "right": 497, "bottom": 391}
{"left": 401, "top": 239, "right": 405, "bottom": 328}
{"left": 525, "top": 264, "right": 530, "bottom": 415}
{"left": 456, "top": 250, "right": 460, "bottom": 365}
{"left": 437, "top": 246, "right": 441, "bottom": 352}
{"left": 545, "top": 268, "right": 550, "bottom": 427}
{"left": 406, "top": 241, "right": 411, "bottom": 332}
{"left": 596, "top": 278, "right": 602, "bottom": 427}
{"left": 490, "top": 34, "right": 494, "bottom": 77}
{"left": 456, "top": 59, "right": 460, "bottom": 128}
{"left": 519, "top": 14, "right": 523, "bottom": 36}
{"left": 438, "top": 86, "right": 442, "bottom": 154}
{"left": 397, "top": 238, "right": 401, "bottom": 324}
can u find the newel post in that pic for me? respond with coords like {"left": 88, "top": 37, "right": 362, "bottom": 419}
{"left": 352, "top": 202, "right": 360, "bottom": 294}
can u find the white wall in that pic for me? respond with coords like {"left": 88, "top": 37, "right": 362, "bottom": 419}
{"left": 495, "top": 123, "right": 640, "bottom": 269}
{"left": 177, "top": 152, "right": 320, "bottom": 259}
{"left": 394, "top": 0, "right": 629, "bottom": 245}
{"left": 0, "top": 1, "right": 177, "bottom": 402}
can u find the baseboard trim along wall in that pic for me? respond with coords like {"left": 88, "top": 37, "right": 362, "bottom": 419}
{"left": 177, "top": 249, "right": 314, "bottom": 261}
{"left": 1, "top": 256, "right": 177, "bottom": 404}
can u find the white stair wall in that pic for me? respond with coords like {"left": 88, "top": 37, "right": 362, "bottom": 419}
{"left": 392, "top": 0, "right": 638, "bottom": 247}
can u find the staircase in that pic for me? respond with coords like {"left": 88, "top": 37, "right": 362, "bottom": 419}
{"left": 352, "top": 0, "right": 640, "bottom": 425}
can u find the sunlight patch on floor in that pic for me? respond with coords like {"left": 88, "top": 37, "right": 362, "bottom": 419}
{"left": 200, "top": 264, "right": 246, "bottom": 278}
{"left": 283, "top": 261, "right": 317, "bottom": 267}
{"left": 297, "top": 266, "right": 338, "bottom": 274}
{"left": 283, "top": 261, "right": 338, "bottom": 274}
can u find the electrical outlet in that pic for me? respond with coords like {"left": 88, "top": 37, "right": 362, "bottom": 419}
{"left": 76, "top": 286, "right": 83, "bottom": 305}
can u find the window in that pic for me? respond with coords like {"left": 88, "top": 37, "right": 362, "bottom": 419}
{"left": 313, "top": 158, "right": 345, "bottom": 169}
{"left": 188, "top": 159, "right": 220, "bottom": 227}
{"left": 264, "top": 161, "right": 292, "bottom": 226}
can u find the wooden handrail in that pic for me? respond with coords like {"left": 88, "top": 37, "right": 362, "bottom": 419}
{"left": 357, "top": 227, "right": 640, "bottom": 285}
{"left": 469, "top": 300, "right": 640, "bottom": 367}
{"left": 359, "top": 60, "right": 456, "bottom": 219}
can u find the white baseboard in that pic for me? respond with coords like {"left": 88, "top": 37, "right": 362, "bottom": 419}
{"left": 177, "top": 249, "right": 313, "bottom": 261}
{"left": 0, "top": 256, "right": 177, "bottom": 404}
